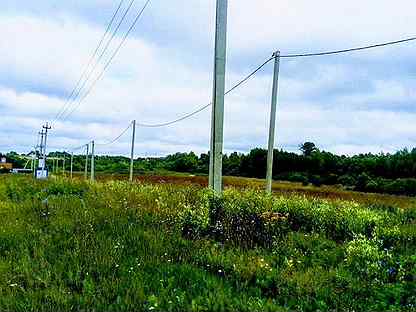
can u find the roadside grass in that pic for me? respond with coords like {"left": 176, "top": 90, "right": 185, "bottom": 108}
{"left": 0, "top": 175, "right": 415, "bottom": 311}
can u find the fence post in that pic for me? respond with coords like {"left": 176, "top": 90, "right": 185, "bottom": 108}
{"left": 266, "top": 51, "right": 281, "bottom": 193}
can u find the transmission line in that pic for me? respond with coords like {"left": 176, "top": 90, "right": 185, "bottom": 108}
{"left": 95, "top": 122, "right": 133, "bottom": 146}
{"left": 136, "top": 56, "right": 275, "bottom": 128}
{"left": 71, "top": 143, "right": 90, "bottom": 151}
{"left": 279, "top": 36, "right": 416, "bottom": 58}
{"left": 60, "top": 0, "right": 152, "bottom": 123}
{"left": 56, "top": 0, "right": 137, "bottom": 123}
{"left": 54, "top": 0, "right": 126, "bottom": 123}
{"left": 136, "top": 35, "right": 416, "bottom": 128}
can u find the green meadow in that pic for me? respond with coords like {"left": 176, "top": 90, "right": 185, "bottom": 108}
{"left": 0, "top": 175, "right": 415, "bottom": 311}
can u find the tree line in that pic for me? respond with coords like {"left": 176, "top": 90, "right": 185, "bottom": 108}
{"left": 2, "top": 142, "right": 416, "bottom": 196}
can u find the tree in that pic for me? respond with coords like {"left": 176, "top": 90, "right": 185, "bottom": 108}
{"left": 300, "top": 142, "right": 318, "bottom": 157}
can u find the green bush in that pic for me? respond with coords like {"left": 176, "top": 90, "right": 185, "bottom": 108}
{"left": 345, "top": 235, "right": 384, "bottom": 280}
{"left": 338, "top": 174, "right": 357, "bottom": 186}
{"left": 309, "top": 175, "right": 323, "bottom": 187}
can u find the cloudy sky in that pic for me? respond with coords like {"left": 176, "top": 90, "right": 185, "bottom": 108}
{"left": 1, "top": 0, "right": 416, "bottom": 157}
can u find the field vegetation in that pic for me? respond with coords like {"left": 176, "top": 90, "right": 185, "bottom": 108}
{"left": 0, "top": 175, "right": 415, "bottom": 311}
{"left": 5, "top": 141, "right": 416, "bottom": 197}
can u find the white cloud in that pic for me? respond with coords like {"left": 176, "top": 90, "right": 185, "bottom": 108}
{"left": 1, "top": 1, "right": 416, "bottom": 157}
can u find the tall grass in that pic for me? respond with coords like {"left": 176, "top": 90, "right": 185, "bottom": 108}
{"left": 0, "top": 175, "right": 415, "bottom": 311}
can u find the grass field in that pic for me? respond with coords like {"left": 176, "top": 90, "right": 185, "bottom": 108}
{"left": 0, "top": 174, "right": 415, "bottom": 311}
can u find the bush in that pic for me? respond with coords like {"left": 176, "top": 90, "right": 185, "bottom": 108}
{"left": 355, "top": 173, "right": 371, "bottom": 191}
{"left": 345, "top": 235, "right": 384, "bottom": 280}
{"left": 338, "top": 174, "right": 357, "bottom": 186}
{"left": 286, "top": 172, "right": 309, "bottom": 184}
{"left": 309, "top": 175, "right": 322, "bottom": 187}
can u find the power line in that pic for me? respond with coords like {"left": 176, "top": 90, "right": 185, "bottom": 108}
{"left": 61, "top": 0, "right": 152, "bottom": 123}
{"left": 279, "top": 36, "right": 416, "bottom": 58}
{"left": 54, "top": 0, "right": 126, "bottom": 123}
{"left": 95, "top": 122, "right": 133, "bottom": 146}
{"left": 136, "top": 35, "right": 416, "bottom": 128}
{"left": 56, "top": 0, "right": 137, "bottom": 123}
{"left": 71, "top": 143, "right": 90, "bottom": 151}
{"left": 136, "top": 56, "right": 275, "bottom": 128}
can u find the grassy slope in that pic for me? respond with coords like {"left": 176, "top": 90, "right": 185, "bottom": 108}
{"left": 0, "top": 175, "right": 415, "bottom": 311}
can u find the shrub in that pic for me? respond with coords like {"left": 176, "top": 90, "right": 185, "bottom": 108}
{"left": 338, "top": 174, "right": 357, "bottom": 186}
{"left": 309, "top": 175, "right": 322, "bottom": 187}
{"left": 286, "top": 172, "right": 309, "bottom": 185}
{"left": 345, "top": 235, "right": 384, "bottom": 280}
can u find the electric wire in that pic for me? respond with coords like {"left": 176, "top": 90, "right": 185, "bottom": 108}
{"left": 57, "top": 0, "right": 137, "bottom": 122}
{"left": 70, "top": 142, "right": 91, "bottom": 152}
{"left": 136, "top": 56, "right": 275, "bottom": 128}
{"left": 54, "top": 0, "right": 126, "bottom": 123}
{"left": 136, "top": 36, "right": 416, "bottom": 128}
{"left": 61, "top": 0, "right": 151, "bottom": 122}
{"left": 279, "top": 36, "right": 416, "bottom": 58}
{"left": 95, "top": 122, "right": 133, "bottom": 146}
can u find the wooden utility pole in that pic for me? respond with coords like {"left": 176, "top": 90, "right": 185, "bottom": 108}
{"left": 129, "top": 120, "right": 136, "bottom": 182}
{"left": 209, "top": 0, "right": 228, "bottom": 193}
{"left": 266, "top": 52, "right": 281, "bottom": 193}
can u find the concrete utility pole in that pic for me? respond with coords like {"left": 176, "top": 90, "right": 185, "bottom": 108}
{"left": 84, "top": 143, "right": 89, "bottom": 180}
{"left": 42, "top": 123, "right": 51, "bottom": 177}
{"left": 70, "top": 152, "right": 74, "bottom": 179}
{"left": 209, "top": 0, "right": 228, "bottom": 193}
{"left": 90, "top": 140, "right": 95, "bottom": 182}
{"left": 266, "top": 52, "right": 281, "bottom": 193}
{"left": 129, "top": 120, "right": 136, "bottom": 182}
{"left": 37, "top": 130, "right": 44, "bottom": 177}
{"left": 63, "top": 157, "right": 66, "bottom": 176}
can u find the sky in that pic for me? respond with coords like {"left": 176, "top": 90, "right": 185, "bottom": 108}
{"left": 1, "top": 0, "right": 416, "bottom": 157}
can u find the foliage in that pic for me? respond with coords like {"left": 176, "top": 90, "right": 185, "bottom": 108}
{"left": 0, "top": 175, "right": 415, "bottom": 311}
{"left": 5, "top": 142, "right": 416, "bottom": 196}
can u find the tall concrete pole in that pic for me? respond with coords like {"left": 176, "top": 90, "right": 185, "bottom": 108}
{"left": 70, "top": 152, "right": 74, "bottom": 179}
{"left": 266, "top": 52, "right": 281, "bottom": 193}
{"left": 129, "top": 120, "right": 136, "bottom": 182}
{"left": 38, "top": 131, "right": 44, "bottom": 170}
{"left": 209, "top": 0, "right": 228, "bottom": 193}
{"left": 84, "top": 144, "right": 89, "bottom": 180}
{"left": 63, "top": 157, "right": 66, "bottom": 176}
{"left": 90, "top": 141, "right": 95, "bottom": 182}
{"left": 42, "top": 123, "right": 51, "bottom": 177}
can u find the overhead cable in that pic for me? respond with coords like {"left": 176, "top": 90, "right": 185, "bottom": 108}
{"left": 136, "top": 56, "right": 274, "bottom": 128}
{"left": 95, "top": 122, "right": 133, "bottom": 146}
{"left": 136, "top": 36, "right": 416, "bottom": 128}
{"left": 54, "top": 0, "right": 126, "bottom": 122}
{"left": 61, "top": 0, "right": 152, "bottom": 122}
{"left": 279, "top": 36, "right": 416, "bottom": 58}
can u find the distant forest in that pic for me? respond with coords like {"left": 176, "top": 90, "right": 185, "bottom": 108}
{"left": 3, "top": 142, "right": 416, "bottom": 196}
